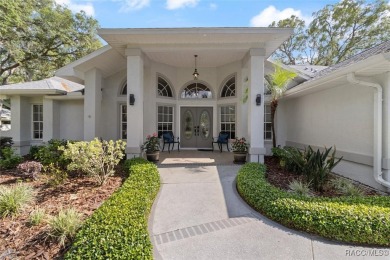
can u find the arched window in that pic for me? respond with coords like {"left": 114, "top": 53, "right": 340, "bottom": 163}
{"left": 220, "top": 76, "right": 235, "bottom": 98}
{"left": 120, "top": 83, "right": 127, "bottom": 95}
{"left": 157, "top": 76, "right": 173, "bottom": 97}
{"left": 181, "top": 82, "right": 212, "bottom": 99}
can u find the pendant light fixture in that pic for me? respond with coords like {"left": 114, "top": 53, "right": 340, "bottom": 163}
{"left": 192, "top": 55, "right": 199, "bottom": 80}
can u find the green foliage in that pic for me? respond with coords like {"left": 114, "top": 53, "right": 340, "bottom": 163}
{"left": 0, "top": 137, "right": 13, "bottom": 157}
{"left": 265, "top": 63, "right": 297, "bottom": 101}
{"left": 0, "top": 147, "right": 23, "bottom": 170}
{"left": 60, "top": 139, "right": 126, "bottom": 186}
{"left": 330, "top": 178, "right": 365, "bottom": 197}
{"left": 33, "top": 139, "right": 70, "bottom": 169}
{"left": 270, "top": 0, "right": 390, "bottom": 65}
{"left": 0, "top": 183, "right": 35, "bottom": 218}
{"left": 273, "top": 146, "right": 342, "bottom": 191}
{"left": 65, "top": 158, "right": 160, "bottom": 259}
{"left": 43, "top": 163, "right": 68, "bottom": 187}
{"left": 29, "top": 207, "right": 46, "bottom": 226}
{"left": 142, "top": 133, "right": 160, "bottom": 152}
{"left": 237, "top": 163, "right": 390, "bottom": 246}
{"left": 0, "top": 0, "right": 102, "bottom": 85}
{"left": 232, "top": 137, "right": 248, "bottom": 153}
{"left": 288, "top": 180, "right": 311, "bottom": 196}
{"left": 47, "top": 208, "right": 83, "bottom": 247}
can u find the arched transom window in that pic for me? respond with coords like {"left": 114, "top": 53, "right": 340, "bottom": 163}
{"left": 220, "top": 76, "right": 236, "bottom": 98}
{"left": 157, "top": 76, "right": 173, "bottom": 97}
{"left": 181, "top": 82, "right": 212, "bottom": 99}
{"left": 120, "top": 83, "right": 127, "bottom": 95}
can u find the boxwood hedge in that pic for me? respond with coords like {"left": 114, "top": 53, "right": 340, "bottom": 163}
{"left": 237, "top": 163, "right": 390, "bottom": 246}
{"left": 65, "top": 158, "right": 160, "bottom": 259}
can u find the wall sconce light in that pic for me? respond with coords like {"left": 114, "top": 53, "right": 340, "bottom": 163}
{"left": 256, "top": 94, "right": 261, "bottom": 106}
{"left": 129, "top": 94, "right": 135, "bottom": 106}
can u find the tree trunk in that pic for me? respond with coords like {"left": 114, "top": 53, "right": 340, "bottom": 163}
{"left": 270, "top": 99, "right": 278, "bottom": 148}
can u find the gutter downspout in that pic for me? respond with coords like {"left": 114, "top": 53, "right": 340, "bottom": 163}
{"left": 347, "top": 73, "right": 390, "bottom": 188}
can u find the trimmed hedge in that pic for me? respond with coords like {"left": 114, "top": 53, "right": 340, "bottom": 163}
{"left": 65, "top": 158, "right": 160, "bottom": 259}
{"left": 237, "top": 163, "right": 390, "bottom": 246}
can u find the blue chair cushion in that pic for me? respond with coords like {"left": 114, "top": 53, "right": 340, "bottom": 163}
{"left": 217, "top": 133, "right": 229, "bottom": 143}
{"left": 163, "top": 133, "right": 174, "bottom": 142}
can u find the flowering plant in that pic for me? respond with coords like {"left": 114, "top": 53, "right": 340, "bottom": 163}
{"left": 142, "top": 133, "right": 160, "bottom": 152}
{"left": 232, "top": 137, "right": 248, "bottom": 153}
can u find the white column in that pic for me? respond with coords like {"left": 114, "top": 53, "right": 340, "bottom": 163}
{"left": 125, "top": 48, "right": 144, "bottom": 158}
{"left": 10, "top": 96, "right": 30, "bottom": 155}
{"left": 43, "top": 98, "right": 60, "bottom": 142}
{"left": 248, "top": 49, "right": 266, "bottom": 163}
{"left": 83, "top": 68, "right": 102, "bottom": 140}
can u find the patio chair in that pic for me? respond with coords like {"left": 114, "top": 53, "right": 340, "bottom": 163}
{"left": 212, "top": 131, "right": 230, "bottom": 152}
{"left": 162, "top": 131, "right": 180, "bottom": 153}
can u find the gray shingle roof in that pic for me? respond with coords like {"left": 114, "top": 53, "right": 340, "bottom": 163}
{"left": 310, "top": 40, "right": 390, "bottom": 81}
{"left": 0, "top": 77, "right": 84, "bottom": 92}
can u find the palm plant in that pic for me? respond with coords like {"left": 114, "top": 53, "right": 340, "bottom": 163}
{"left": 265, "top": 63, "right": 297, "bottom": 147}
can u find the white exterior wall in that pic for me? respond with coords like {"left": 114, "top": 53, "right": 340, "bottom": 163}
{"left": 59, "top": 100, "right": 84, "bottom": 140}
{"left": 278, "top": 80, "right": 390, "bottom": 191}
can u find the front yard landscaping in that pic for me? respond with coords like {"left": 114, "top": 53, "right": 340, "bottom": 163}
{"left": 237, "top": 159, "right": 390, "bottom": 246}
{"left": 0, "top": 138, "right": 160, "bottom": 259}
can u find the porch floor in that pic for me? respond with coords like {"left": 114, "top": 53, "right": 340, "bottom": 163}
{"left": 157, "top": 150, "right": 235, "bottom": 166}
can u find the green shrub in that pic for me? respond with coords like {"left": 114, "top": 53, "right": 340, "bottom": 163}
{"left": 0, "top": 183, "right": 35, "bottom": 218}
{"left": 0, "top": 136, "right": 13, "bottom": 158}
{"left": 60, "top": 139, "right": 126, "bottom": 186}
{"left": 33, "top": 139, "right": 70, "bottom": 168}
{"left": 47, "top": 208, "right": 83, "bottom": 247}
{"left": 272, "top": 146, "right": 303, "bottom": 173}
{"left": 288, "top": 180, "right": 311, "bottom": 196}
{"left": 237, "top": 163, "right": 390, "bottom": 246}
{"left": 65, "top": 158, "right": 160, "bottom": 259}
{"left": 29, "top": 207, "right": 46, "bottom": 226}
{"left": 43, "top": 163, "right": 68, "bottom": 186}
{"left": 0, "top": 147, "right": 23, "bottom": 170}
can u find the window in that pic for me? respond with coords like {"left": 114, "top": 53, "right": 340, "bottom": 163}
{"left": 157, "top": 76, "right": 173, "bottom": 97}
{"left": 120, "top": 104, "right": 127, "bottom": 139}
{"left": 181, "top": 82, "right": 212, "bottom": 99}
{"left": 264, "top": 104, "right": 272, "bottom": 140}
{"left": 32, "top": 104, "right": 43, "bottom": 139}
{"left": 220, "top": 105, "right": 236, "bottom": 139}
{"left": 157, "top": 106, "right": 174, "bottom": 137}
{"left": 120, "top": 83, "right": 127, "bottom": 95}
{"left": 220, "top": 76, "right": 236, "bottom": 98}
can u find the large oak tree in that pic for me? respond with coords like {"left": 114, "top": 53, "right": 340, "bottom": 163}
{"left": 0, "top": 0, "right": 102, "bottom": 85}
{"left": 270, "top": 0, "right": 390, "bottom": 66}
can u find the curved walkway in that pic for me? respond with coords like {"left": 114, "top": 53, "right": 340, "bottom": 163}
{"left": 149, "top": 164, "right": 389, "bottom": 260}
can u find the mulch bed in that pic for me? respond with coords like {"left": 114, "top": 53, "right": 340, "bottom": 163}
{"left": 0, "top": 167, "right": 126, "bottom": 259}
{"left": 264, "top": 156, "right": 381, "bottom": 197}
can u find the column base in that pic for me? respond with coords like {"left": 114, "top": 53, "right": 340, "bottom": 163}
{"left": 249, "top": 147, "right": 266, "bottom": 163}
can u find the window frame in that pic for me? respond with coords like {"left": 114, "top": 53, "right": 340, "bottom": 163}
{"left": 157, "top": 105, "right": 175, "bottom": 138}
{"left": 32, "top": 104, "right": 43, "bottom": 140}
{"left": 219, "top": 104, "right": 236, "bottom": 140}
{"left": 119, "top": 103, "right": 127, "bottom": 140}
{"left": 180, "top": 80, "right": 214, "bottom": 99}
{"left": 219, "top": 74, "right": 236, "bottom": 99}
{"left": 264, "top": 103, "right": 272, "bottom": 141}
{"left": 156, "top": 74, "right": 175, "bottom": 99}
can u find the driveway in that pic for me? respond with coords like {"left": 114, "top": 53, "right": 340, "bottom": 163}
{"left": 149, "top": 164, "right": 389, "bottom": 260}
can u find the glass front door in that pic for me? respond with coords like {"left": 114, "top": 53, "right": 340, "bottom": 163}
{"left": 180, "top": 107, "right": 213, "bottom": 148}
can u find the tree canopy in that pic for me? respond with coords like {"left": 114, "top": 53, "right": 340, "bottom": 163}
{"left": 0, "top": 0, "right": 102, "bottom": 85}
{"left": 270, "top": 0, "right": 390, "bottom": 66}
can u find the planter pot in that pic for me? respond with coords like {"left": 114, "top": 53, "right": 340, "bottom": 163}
{"left": 146, "top": 151, "right": 160, "bottom": 162}
{"left": 233, "top": 152, "right": 247, "bottom": 164}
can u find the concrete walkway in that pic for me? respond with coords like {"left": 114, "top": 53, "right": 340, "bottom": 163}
{"left": 149, "top": 164, "right": 389, "bottom": 260}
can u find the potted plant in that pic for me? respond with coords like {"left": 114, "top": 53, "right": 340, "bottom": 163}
{"left": 142, "top": 133, "right": 160, "bottom": 162}
{"left": 232, "top": 137, "right": 248, "bottom": 164}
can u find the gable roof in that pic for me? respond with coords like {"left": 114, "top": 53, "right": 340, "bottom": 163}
{"left": 0, "top": 77, "right": 84, "bottom": 95}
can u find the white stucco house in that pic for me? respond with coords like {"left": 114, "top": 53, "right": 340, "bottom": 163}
{"left": 0, "top": 27, "right": 389, "bottom": 192}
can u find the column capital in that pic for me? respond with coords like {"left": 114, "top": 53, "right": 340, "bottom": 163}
{"left": 125, "top": 48, "right": 143, "bottom": 57}
{"left": 249, "top": 48, "right": 265, "bottom": 57}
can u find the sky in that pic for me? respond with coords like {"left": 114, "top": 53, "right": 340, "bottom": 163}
{"left": 54, "top": 0, "right": 342, "bottom": 28}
